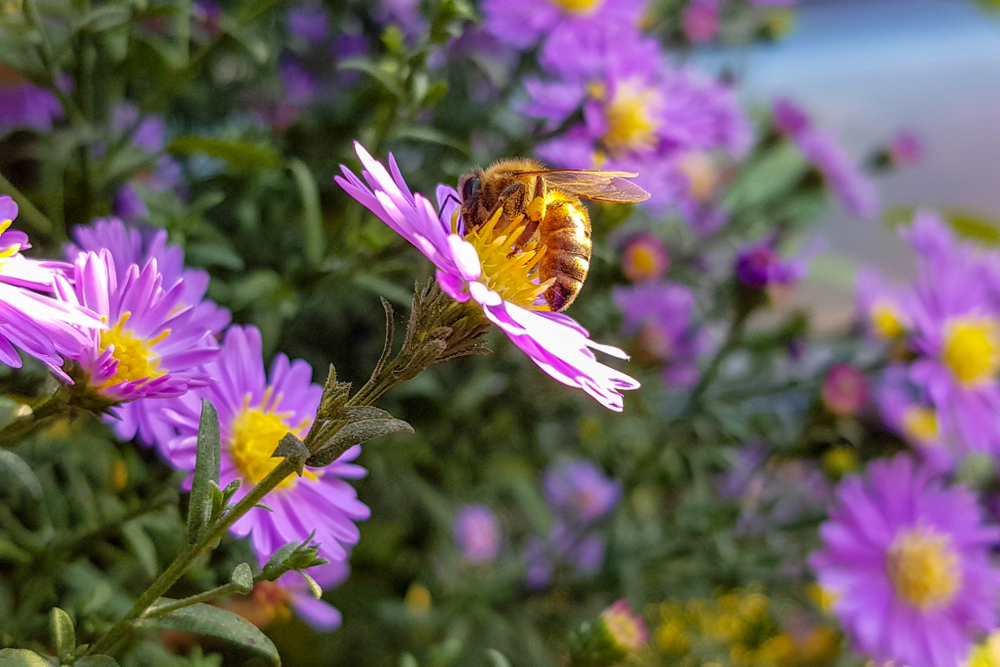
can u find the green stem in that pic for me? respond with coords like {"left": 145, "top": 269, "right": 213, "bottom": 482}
{"left": 143, "top": 575, "right": 264, "bottom": 618}
{"left": 86, "top": 457, "right": 299, "bottom": 657}
{"left": 0, "top": 385, "right": 72, "bottom": 444}
{"left": 0, "top": 171, "right": 55, "bottom": 237}
{"left": 685, "top": 312, "right": 748, "bottom": 415}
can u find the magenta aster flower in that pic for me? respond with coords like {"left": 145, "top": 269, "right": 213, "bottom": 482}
{"left": 454, "top": 504, "right": 502, "bottom": 564}
{"left": 66, "top": 218, "right": 230, "bottom": 444}
{"left": 0, "top": 197, "right": 103, "bottom": 378}
{"left": 0, "top": 66, "right": 63, "bottom": 134}
{"left": 855, "top": 267, "right": 912, "bottom": 342}
{"left": 160, "top": 325, "right": 370, "bottom": 562}
{"left": 683, "top": 0, "right": 721, "bottom": 43}
{"left": 889, "top": 130, "right": 922, "bottom": 168}
{"left": 820, "top": 363, "right": 868, "bottom": 417}
{"left": 614, "top": 281, "right": 704, "bottom": 387}
{"left": 903, "top": 212, "right": 1000, "bottom": 454}
{"left": 734, "top": 238, "right": 809, "bottom": 290}
{"left": 810, "top": 454, "right": 1000, "bottom": 667}
{"left": 877, "top": 367, "right": 954, "bottom": 474}
{"left": 335, "top": 143, "right": 639, "bottom": 411}
{"left": 52, "top": 249, "right": 218, "bottom": 403}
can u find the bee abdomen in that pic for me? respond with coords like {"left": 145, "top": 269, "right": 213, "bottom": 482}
{"left": 539, "top": 196, "right": 592, "bottom": 312}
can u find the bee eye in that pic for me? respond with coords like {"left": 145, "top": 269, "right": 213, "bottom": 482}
{"left": 462, "top": 177, "right": 481, "bottom": 202}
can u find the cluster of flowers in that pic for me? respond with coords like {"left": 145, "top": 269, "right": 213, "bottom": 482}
{"left": 0, "top": 200, "right": 368, "bottom": 630}
{"left": 809, "top": 213, "right": 1000, "bottom": 667}
{"left": 484, "top": 0, "right": 752, "bottom": 224}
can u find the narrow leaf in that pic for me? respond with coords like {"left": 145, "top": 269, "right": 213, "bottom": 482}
{"left": 306, "top": 419, "right": 413, "bottom": 467}
{"left": 187, "top": 400, "right": 221, "bottom": 544}
{"left": 138, "top": 603, "right": 279, "bottom": 664}
{"left": 231, "top": 563, "right": 254, "bottom": 594}
{"left": 288, "top": 158, "right": 326, "bottom": 266}
{"left": 167, "top": 137, "right": 282, "bottom": 169}
{"left": 485, "top": 650, "right": 512, "bottom": 667}
{"left": 341, "top": 406, "right": 394, "bottom": 422}
{"left": 0, "top": 450, "right": 43, "bottom": 499}
{"left": 299, "top": 571, "right": 322, "bottom": 599}
{"left": 49, "top": 607, "right": 75, "bottom": 662}
{"left": 272, "top": 433, "right": 309, "bottom": 476}
{"left": 367, "top": 298, "right": 395, "bottom": 385}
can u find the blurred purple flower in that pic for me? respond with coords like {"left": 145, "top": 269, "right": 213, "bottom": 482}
{"left": 811, "top": 454, "right": 1000, "bottom": 667}
{"left": 336, "top": 143, "right": 639, "bottom": 411}
{"left": 889, "top": 130, "right": 922, "bottom": 168}
{"left": 620, "top": 233, "right": 669, "bottom": 283}
{"left": 113, "top": 184, "right": 150, "bottom": 220}
{"left": 855, "top": 266, "right": 912, "bottom": 342}
{"left": 255, "top": 59, "right": 318, "bottom": 132}
{"left": 52, "top": 250, "right": 218, "bottom": 402}
{"left": 375, "top": 0, "right": 426, "bottom": 41}
{"left": 526, "top": 28, "right": 750, "bottom": 214}
{"left": 288, "top": 4, "right": 330, "bottom": 45}
{"left": 544, "top": 459, "right": 622, "bottom": 525}
{"left": 734, "top": 238, "right": 808, "bottom": 290}
{"left": 483, "top": 0, "right": 643, "bottom": 52}
{"left": 614, "top": 281, "right": 704, "bottom": 387}
{"left": 523, "top": 519, "right": 606, "bottom": 589}
{"left": 159, "top": 325, "right": 371, "bottom": 562}
{"left": 0, "top": 66, "right": 63, "bottom": 134}
{"left": 683, "top": 0, "right": 721, "bottom": 43}
{"left": 772, "top": 97, "right": 811, "bottom": 137}
{"left": 454, "top": 504, "right": 502, "bottom": 564}
{"left": 904, "top": 211, "right": 1000, "bottom": 455}
{"left": 0, "top": 197, "right": 103, "bottom": 379}
{"left": 877, "top": 367, "right": 954, "bottom": 474}
{"left": 193, "top": 0, "right": 221, "bottom": 39}
{"left": 797, "top": 130, "right": 879, "bottom": 218}
{"left": 820, "top": 363, "right": 868, "bottom": 418}
{"left": 66, "top": 217, "right": 230, "bottom": 444}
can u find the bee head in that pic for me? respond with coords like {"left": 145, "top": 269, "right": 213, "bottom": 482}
{"left": 458, "top": 167, "right": 487, "bottom": 230}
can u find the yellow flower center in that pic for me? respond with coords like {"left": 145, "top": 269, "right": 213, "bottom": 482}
{"left": 98, "top": 313, "right": 169, "bottom": 389}
{"left": 461, "top": 208, "right": 554, "bottom": 310}
{"left": 967, "top": 631, "right": 1000, "bottom": 667}
{"left": 229, "top": 388, "right": 313, "bottom": 487}
{"left": 598, "top": 79, "right": 660, "bottom": 157}
{"left": 886, "top": 527, "right": 961, "bottom": 610}
{"left": 943, "top": 318, "right": 1000, "bottom": 385}
{"left": 903, "top": 406, "right": 940, "bottom": 444}
{"left": 870, "top": 303, "right": 905, "bottom": 340}
{"left": 550, "top": 0, "right": 602, "bottom": 14}
{"left": 603, "top": 608, "right": 644, "bottom": 652}
{"left": 624, "top": 244, "right": 657, "bottom": 277}
{"left": 0, "top": 218, "right": 21, "bottom": 264}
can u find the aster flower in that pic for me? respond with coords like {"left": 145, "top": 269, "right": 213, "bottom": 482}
{"left": 525, "top": 28, "right": 751, "bottom": 214}
{"left": 0, "top": 65, "right": 63, "bottom": 134}
{"left": 614, "top": 281, "right": 704, "bottom": 387}
{"left": 288, "top": 4, "right": 330, "bottom": 46}
{"left": 454, "top": 504, "right": 502, "bottom": 564}
{"left": 0, "top": 197, "right": 104, "bottom": 378}
{"left": 66, "top": 217, "right": 230, "bottom": 443}
{"left": 810, "top": 454, "right": 1000, "bottom": 667}
{"left": 683, "top": 0, "right": 721, "bottom": 43}
{"left": 734, "top": 237, "right": 809, "bottom": 291}
{"left": 254, "top": 59, "right": 318, "bottom": 132}
{"left": 52, "top": 249, "right": 219, "bottom": 403}
{"left": 335, "top": 143, "right": 639, "bottom": 411}
{"left": 620, "top": 233, "right": 669, "bottom": 283}
{"left": 482, "top": 0, "right": 643, "bottom": 53}
{"left": 544, "top": 459, "right": 621, "bottom": 525}
{"left": 877, "top": 368, "right": 954, "bottom": 473}
{"left": 904, "top": 211, "right": 1000, "bottom": 454}
{"left": 855, "top": 266, "right": 912, "bottom": 342}
{"left": 236, "top": 561, "right": 349, "bottom": 631}
{"left": 160, "top": 325, "right": 371, "bottom": 561}
{"left": 820, "top": 363, "right": 868, "bottom": 418}
{"left": 523, "top": 519, "right": 606, "bottom": 589}
{"left": 601, "top": 600, "right": 648, "bottom": 654}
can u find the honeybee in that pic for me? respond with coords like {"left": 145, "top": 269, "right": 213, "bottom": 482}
{"left": 457, "top": 159, "right": 650, "bottom": 312}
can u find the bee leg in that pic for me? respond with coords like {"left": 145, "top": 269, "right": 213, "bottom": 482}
{"left": 515, "top": 177, "right": 547, "bottom": 249}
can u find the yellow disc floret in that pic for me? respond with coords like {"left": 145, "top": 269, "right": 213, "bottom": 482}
{"left": 887, "top": 527, "right": 961, "bottom": 610}
{"left": 550, "top": 0, "right": 603, "bottom": 14}
{"left": 943, "top": 318, "right": 1000, "bottom": 386}
{"left": 229, "top": 388, "right": 313, "bottom": 487}
{"left": 98, "top": 312, "right": 169, "bottom": 389}
{"left": 463, "top": 208, "right": 554, "bottom": 310}
{"left": 601, "top": 79, "right": 661, "bottom": 157}
{"left": 870, "top": 303, "right": 905, "bottom": 340}
{"left": 903, "top": 406, "right": 940, "bottom": 444}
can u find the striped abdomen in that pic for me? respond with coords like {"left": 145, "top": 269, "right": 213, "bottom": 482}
{"left": 538, "top": 191, "right": 592, "bottom": 312}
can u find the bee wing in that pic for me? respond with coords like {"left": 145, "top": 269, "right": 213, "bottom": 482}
{"left": 520, "top": 170, "right": 651, "bottom": 203}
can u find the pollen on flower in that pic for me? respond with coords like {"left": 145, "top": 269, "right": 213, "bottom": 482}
{"left": 463, "top": 208, "right": 554, "bottom": 310}
{"left": 943, "top": 318, "right": 1000, "bottom": 385}
{"left": 887, "top": 527, "right": 961, "bottom": 610}
{"left": 230, "top": 387, "right": 313, "bottom": 487}
{"left": 550, "top": 0, "right": 603, "bottom": 15}
{"left": 98, "top": 313, "right": 169, "bottom": 388}
{"left": 601, "top": 79, "right": 660, "bottom": 157}
{"left": 903, "top": 406, "right": 940, "bottom": 444}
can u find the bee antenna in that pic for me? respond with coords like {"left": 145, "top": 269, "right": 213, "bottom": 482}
{"left": 442, "top": 192, "right": 461, "bottom": 208}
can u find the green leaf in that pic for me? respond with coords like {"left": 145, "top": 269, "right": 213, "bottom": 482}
{"left": 0, "top": 449, "right": 43, "bottom": 499}
{"left": 0, "top": 397, "right": 31, "bottom": 431}
{"left": 272, "top": 433, "right": 309, "bottom": 476}
{"left": 391, "top": 126, "right": 469, "bottom": 155}
{"left": 722, "top": 141, "right": 808, "bottom": 210}
{"left": 74, "top": 5, "right": 131, "bottom": 31}
{"left": 231, "top": 563, "right": 254, "bottom": 594}
{"left": 167, "top": 137, "right": 282, "bottom": 170}
{"left": 485, "top": 650, "right": 512, "bottom": 667}
{"left": 187, "top": 399, "right": 221, "bottom": 544}
{"left": 139, "top": 603, "right": 279, "bottom": 664}
{"left": 399, "top": 654, "right": 419, "bottom": 667}
{"left": 0, "top": 649, "right": 54, "bottom": 666}
{"left": 49, "top": 607, "right": 75, "bottom": 662}
{"left": 288, "top": 159, "right": 325, "bottom": 267}
{"left": 428, "top": 637, "right": 462, "bottom": 667}
{"left": 299, "top": 571, "right": 321, "bottom": 599}
{"left": 306, "top": 419, "right": 413, "bottom": 467}
{"left": 261, "top": 542, "right": 301, "bottom": 580}
{"left": 338, "top": 57, "right": 404, "bottom": 98}
{"left": 122, "top": 521, "right": 158, "bottom": 579}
